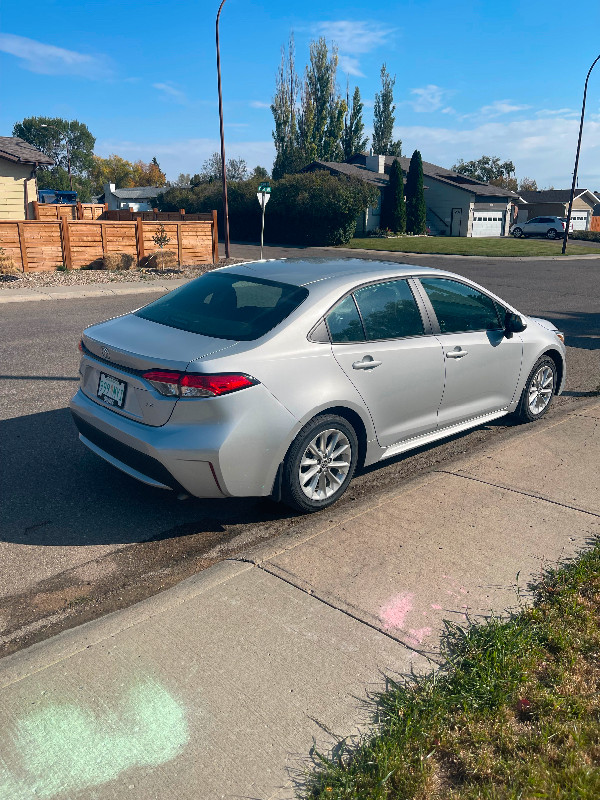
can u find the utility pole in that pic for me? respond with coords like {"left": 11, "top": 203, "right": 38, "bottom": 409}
{"left": 562, "top": 54, "right": 600, "bottom": 254}
{"left": 216, "top": 0, "right": 230, "bottom": 258}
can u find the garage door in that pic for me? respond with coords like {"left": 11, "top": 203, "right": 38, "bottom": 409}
{"left": 571, "top": 212, "right": 589, "bottom": 231}
{"left": 472, "top": 212, "right": 504, "bottom": 237}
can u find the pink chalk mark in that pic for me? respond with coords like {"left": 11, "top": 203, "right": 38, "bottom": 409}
{"left": 408, "top": 627, "right": 432, "bottom": 644}
{"left": 431, "top": 604, "right": 442, "bottom": 610}
{"left": 380, "top": 592, "right": 414, "bottom": 631}
{"left": 459, "top": 587, "right": 468, "bottom": 594}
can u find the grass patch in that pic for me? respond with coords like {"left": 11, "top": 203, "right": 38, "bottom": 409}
{"left": 303, "top": 540, "right": 600, "bottom": 799}
{"left": 345, "top": 237, "right": 600, "bottom": 257}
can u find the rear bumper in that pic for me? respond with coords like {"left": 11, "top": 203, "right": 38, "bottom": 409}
{"left": 70, "top": 385, "right": 299, "bottom": 498}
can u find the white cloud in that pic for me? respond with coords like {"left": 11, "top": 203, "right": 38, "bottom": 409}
{"left": 409, "top": 85, "right": 450, "bottom": 113}
{"left": 95, "top": 138, "right": 275, "bottom": 180}
{"left": 250, "top": 101, "right": 271, "bottom": 109}
{"left": 478, "top": 100, "right": 531, "bottom": 118}
{"left": 0, "top": 33, "right": 109, "bottom": 78}
{"left": 153, "top": 82, "right": 187, "bottom": 104}
{"left": 312, "top": 20, "right": 394, "bottom": 76}
{"left": 394, "top": 115, "right": 600, "bottom": 188}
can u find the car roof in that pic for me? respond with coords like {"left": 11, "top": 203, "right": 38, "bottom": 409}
{"left": 217, "top": 258, "right": 448, "bottom": 291}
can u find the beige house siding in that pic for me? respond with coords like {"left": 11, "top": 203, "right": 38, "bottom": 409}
{"left": 0, "top": 158, "right": 37, "bottom": 220}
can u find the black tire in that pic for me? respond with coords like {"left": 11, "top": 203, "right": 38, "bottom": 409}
{"left": 512, "top": 227, "right": 523, "bottom": 238}
{"left": 281, "top": 414, "right": 358, "bottom": 513}
{"left": 514, "top": 356, "right": 557, "bottom": 423}
{"left": 546, "top": 228, "right": 558, "bottom": 239}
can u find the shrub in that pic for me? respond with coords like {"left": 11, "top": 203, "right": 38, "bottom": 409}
{"left": 0, "top": 247, "right": 19, "bottom": 275}
{"left": 156, "top": 171, "right": 379, "bottom": 246}
{"left": 570, "top": 229, "right": 600, "bottom": 242}
{"left": 145, "top": 250, "right": 177, "bottom": 271}
{"left": 103, "top": 252, "right": 136, "bottom": 271}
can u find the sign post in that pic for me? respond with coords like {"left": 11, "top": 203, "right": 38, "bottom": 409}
{"left": 256, "top": 182, "right": 271, "bottom": 260}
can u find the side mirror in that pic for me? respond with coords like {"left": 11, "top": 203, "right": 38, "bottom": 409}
{"left": 505, "top": 311, "right": 527, "bottom": 336}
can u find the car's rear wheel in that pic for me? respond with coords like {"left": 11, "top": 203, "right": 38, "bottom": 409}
{"left": 546, "top": 228, "right": 558, "bottom": 239}
{"left": 512, "top": 227, "right": 523, "bottom": 238}
{"left": 281, "top": 414, "right": 358, "bottom": 512}
{"left": 514, "top": 356, "right": 557, "bottom": 423}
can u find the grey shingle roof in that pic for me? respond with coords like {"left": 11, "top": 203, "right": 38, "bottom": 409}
{"left": 347, "top": 153, "right": 518, "bottom": 198}
{"left": 111, "top": 186, "right": 164, "bottom": 199}
{"left": 303, "top": 160, "right": 390, "bottom": 188}
{"left": 518, "top": 189, "right": 595, "bottom": 204}
{"left": 0, "top": 137, "right": 54, "bottom": 165}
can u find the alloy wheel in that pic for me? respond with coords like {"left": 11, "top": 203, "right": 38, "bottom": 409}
{"left": 528, "top": 365, "right": 554, "bottom": 415}
{"left": 298, "top": 428, "right": 352, "bottom": 501}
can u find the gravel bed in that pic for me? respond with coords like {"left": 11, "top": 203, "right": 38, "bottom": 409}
{"left": 0, "top": 258, "right": 247, "bottom": 291}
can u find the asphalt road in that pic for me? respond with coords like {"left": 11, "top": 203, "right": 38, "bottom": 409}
{"left": 1, "top": 250, "right": 598, "bottom": 655}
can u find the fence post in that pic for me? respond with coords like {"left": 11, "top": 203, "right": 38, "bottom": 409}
{"left": 136, "top": 217, "right": 145, "bottom": 266}
{"left": 153, "top": 208, "right": 158, "bottom": 220}
{"left": 32, "top": 201, "right": 40, "bottom": 220}
{"left": 180, "top": 208, "right": 186, "bottom": 219}
{"left": 177, "top": 223, "right": 182, "bottom": 266}
{"left": 60, "top": 218, "right": 72, "bottom": 270}
{"left": 212, "top": 210, "right": 219, "bottom": 263}
{"left": 17, "top": 222, "right": 28, "bottom": 272}
{"left": 76, "top": 201, "right": 84, "bottom": 220}
{"left": 100, "top": 222, "right": 106, "bottom": 257}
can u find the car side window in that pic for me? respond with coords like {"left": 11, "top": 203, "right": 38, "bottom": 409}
{"left": 353, "top": 280, "right": 425, "bottom": 340}
{"left": 326, "top": 295, "right": 365, "bottom": 343}
{"left": 419, "top": 278, "right": 503, "bottom": 334}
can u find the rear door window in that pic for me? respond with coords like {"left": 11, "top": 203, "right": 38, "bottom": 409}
{"left": 326, "top": 295, "right": 365, "bottom": 343}
{"left": 135, "top": 272, "right": 308, "bottom": 340}
{"left": 354, "top": 280, "right": 425, "bottom": 340}
{"left": 419, "top": 278, "right": 503, "bottom": 333}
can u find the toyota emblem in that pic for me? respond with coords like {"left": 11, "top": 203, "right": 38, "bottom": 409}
{"left": 101, "top": 346, "right": 110, "bottom": 359}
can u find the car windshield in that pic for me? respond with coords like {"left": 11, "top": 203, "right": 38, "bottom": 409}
{"left": 135, "top": 272, "right": 309, "bottom": 340}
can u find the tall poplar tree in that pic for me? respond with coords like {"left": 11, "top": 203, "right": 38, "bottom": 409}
{"left": 381, "top": 158, "right": 406, "bottom": 232}
{"left": 372, "top": 64, "right": 402, "bottom": 156}
{"left": 271, "top": 35, "right": 302, "bottom": 180}
{"left": 405, "top": 150, "right": 427, "bottom": 234}
{"left": 342, "top": 84, "right": 368, "bottom": 160}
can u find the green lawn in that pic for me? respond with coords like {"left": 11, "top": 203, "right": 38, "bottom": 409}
{"left": 345, "top": 236, "right": 600, "bottom": 257}
{"left": 303, "top": 541, "right": 600, "bottom": 800}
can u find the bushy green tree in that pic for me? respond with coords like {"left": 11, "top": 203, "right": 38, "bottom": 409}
{"left": 372, "top": 65, "right": 402, "bottom": 156}
{"left": 405, "top": 150, "right": 427, "bottom": 234}
{"left": 381, "top": 159, "right": 406, "bottom": 233}
{"left": 342, "top": 85, "right": 368, "bottom": 160}
{"left": 271, "top": 35, "right": 302, "bottom": 179}
{"left": 452, "top": 155, "right": 517, "bottom": 190}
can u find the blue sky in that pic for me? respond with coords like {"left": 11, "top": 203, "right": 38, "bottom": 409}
{"left": 1, "top": 0, "right": 599, "bottom": 188}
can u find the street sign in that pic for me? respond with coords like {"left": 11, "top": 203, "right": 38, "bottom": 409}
{"left": 256, "top": 184, "right": 271, "bottom": 259}
{"left": 256, "top": 192, "right": 270, "bottom": 205}
{"left": 258, "top": 182, "right": 271, "bottom": 193}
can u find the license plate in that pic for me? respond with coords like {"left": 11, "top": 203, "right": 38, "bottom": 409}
{"left": 97, "top": 372, "right": 127, "bottom": 408}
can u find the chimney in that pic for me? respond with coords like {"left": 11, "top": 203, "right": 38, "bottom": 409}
{"left": 365, "top": 154, "right": 386, "bottom": 174}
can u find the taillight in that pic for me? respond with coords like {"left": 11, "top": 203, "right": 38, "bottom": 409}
{"left": 78, "top": 339, "right": 84, "bottom": 352}
{"left": 142, "top": 370, "right": 258, "bottom": 398}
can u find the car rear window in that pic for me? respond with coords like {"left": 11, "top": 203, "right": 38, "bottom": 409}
{"left": 135, "top": 272, "right": 309, "bottom": 340}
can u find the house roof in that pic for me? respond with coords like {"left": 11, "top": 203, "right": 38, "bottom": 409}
{"left": 518, "top": 188, "right": 598, "bottom": 205}
{"left": 0, "top": 137, "right": 54, "bottom": 166}
{"left": 303, "top": 160, "right": 390, "bottom": 188}
{"left": 347, "top": 153, "right": 519, "bottom": 199}
{"left": 110, "top": 186, "right": 164, "bottom": 199}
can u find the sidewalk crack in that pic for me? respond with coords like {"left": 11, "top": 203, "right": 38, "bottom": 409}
{"left": 230, "top": 557, "right": 443, "bottom": 665}
{"left": 435, "top": 470, "right": 600, "bottom": 518}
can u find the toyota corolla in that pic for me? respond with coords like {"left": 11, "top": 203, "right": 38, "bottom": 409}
{"left": 70, "top": 259, "right": 566, "bottom": 512}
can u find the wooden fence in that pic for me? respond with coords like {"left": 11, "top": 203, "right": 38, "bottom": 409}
{"left": 32, "top": 203, "right": 208, "bottom": 222}
{"left": 591, "top": 215, "right": 600, "bottom": 232}
{"left": 0, "top": 214, "right": 218, "bottom": 272}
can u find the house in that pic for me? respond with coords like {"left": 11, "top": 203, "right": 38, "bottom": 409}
{"left": 0, "top": 137, "right": 53, "bottom": 219}
{"left": 99, "top": 183, "right": 165, "bottom": 212}
{"left": 516, "top": 189, "right": 599, "bottom": 230}
{"left": 303, "top": 153, "right": 519, "bottom": 236}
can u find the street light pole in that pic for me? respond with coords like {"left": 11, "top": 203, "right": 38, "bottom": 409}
{"left": 562, "top": 53, "right": 600, "bottom": 254}
{"left": 216, "top": 0, "right": 230, "bottom": 259}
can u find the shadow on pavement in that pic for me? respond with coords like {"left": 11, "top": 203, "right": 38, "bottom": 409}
{"left": 539, "top": 310, "right": 600, "bottom": 351}
{"left": 0, "top": 408, "right": 289, "bottom": 547}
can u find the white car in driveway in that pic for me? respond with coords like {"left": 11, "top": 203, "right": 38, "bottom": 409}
{"left": 511, "top": 216, "right": 566, "bottom": 239}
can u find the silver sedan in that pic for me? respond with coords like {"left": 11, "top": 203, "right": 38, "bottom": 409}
{"left": 70, "top": 259, "right": 566, "bottom": 512}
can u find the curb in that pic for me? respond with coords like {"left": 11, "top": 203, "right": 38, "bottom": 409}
{"left": 0, "top": 278, "right": 189, "bottom": 304}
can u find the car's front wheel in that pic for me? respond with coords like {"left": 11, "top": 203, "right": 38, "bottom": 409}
{"left": 546, "top": 228, "right": 558, "bottom": 239}
{"left": 512, "top": 227, "right": 523, "bottom": 238}
{"left": 514, "top": 356, "right": 557, "bottom": 423}
{"left": 281, "top": 414, "right": 358, "bottom": 512}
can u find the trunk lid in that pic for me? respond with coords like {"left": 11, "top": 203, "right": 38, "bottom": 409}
{"left": 80, "top": 314, "right": 238, "bottom": 426}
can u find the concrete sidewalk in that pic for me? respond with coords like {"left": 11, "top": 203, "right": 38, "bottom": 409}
{"left": 1, "top": 402, "right": 598, "bottom": 800}
{"left": 0, "top": 278, "right": 189, "bottom": 304}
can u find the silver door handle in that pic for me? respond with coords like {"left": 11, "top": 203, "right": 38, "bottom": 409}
{"left": 446, "top": 348, "right": 468, "bottom": 359}
{"left": 352, "top": 358, "right": 382, "bottom": 370}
